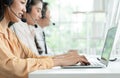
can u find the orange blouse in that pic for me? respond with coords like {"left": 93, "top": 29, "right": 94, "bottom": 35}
{"left": 0, "top": 24, "right": 54, "bottom": 78}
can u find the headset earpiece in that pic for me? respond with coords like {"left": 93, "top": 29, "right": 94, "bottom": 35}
{"left": 3, "top": 0, "right": 13, "bottom": 6}
{"left": 26, "top": 0, "right": 32, "bottom": 13}
{"left": 41, "top": 9, "right": 46, "bottom": 19}
{"left": 41, "top": 2, "right": 48, "bottom": 19}
{"left": 26, "top": 5, "right": 31, "bottom": 13}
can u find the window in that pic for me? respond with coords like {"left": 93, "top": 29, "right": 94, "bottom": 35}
{"left": 43, "top": 0, "right": 120, "bottom": 55}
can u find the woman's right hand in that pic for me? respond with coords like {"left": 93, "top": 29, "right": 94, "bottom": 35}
{"left": 53, "top": 51, "right": 90, "bottom": 66}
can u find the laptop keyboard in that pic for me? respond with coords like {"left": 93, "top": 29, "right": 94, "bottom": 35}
{"left": 80, "top": 61, "right": 103, "bottom": 67}
{"left": 90, "top": 62, "right": 103, "bottom": 66}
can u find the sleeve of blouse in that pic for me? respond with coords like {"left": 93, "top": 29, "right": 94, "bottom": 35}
{"left": 0, "top": 44, "right": 54, "bottom": 78}
{"left": 0, "top": 37, "right": 54, "bottom": 78}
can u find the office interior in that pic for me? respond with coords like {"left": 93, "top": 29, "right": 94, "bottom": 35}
{"left": 43, "top": 0, "right": 120, "bottom": 57}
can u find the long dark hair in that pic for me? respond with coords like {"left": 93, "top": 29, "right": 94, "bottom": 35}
{"left": 0, "top": 0, "right": 14, "bottom": 21}
{"left": 0, "top": 0, "right": 5, "bottom": 21}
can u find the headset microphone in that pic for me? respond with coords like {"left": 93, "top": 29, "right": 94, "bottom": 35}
{"left": 52, "top": 22, "right": 55, "bottom": 26}
{"left": 29, "top": 14, "right": 38, "bottom": 28}
{"left": 44, "top": 17, "right": 55, "bottom": 26}
{"left": 21, "top": 18, "right": 27, "bottom": 22}
{"left": 11, "top": 8, "right": 27, "bottom": 22}
{"left": 34, "top": 24, "right": 38, "bottom": 28}
{"left": 50, "top": 20, "right": 55, "bottom": 26}
{"left": 9, "top": 7, "right": 20, "bottom": 18}
{"left": 9, "top": 7, "right": 26, "bottom": 22}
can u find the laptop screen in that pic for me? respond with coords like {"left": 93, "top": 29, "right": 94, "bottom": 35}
{"left": 101, "top": 27, "right": 117, "bottom": 62}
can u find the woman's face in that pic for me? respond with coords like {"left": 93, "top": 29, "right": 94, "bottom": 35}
{"left": 44, "top": 7, "right": 50, "bottom": 26}
{"left": 9, "top": 0, "right": 27, "bottom": 22}
{"left": 38, "top": 6, "right": 51, "bottom": 27}
{"left": 30, "top": 2, "right": 42, "bottom": 21}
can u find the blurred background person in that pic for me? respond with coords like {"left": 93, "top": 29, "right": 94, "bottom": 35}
{"left": 10, "top": 0, "right": 43, "bottom": 55}
{"left": 35, "top": 2, "right": 53, "bottom": 56}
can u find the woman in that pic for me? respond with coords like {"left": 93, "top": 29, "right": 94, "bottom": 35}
{"left": 35, "top": 2, "right": 53, "bottom": 55}
{"left": 10, "top": 0, "right": 43, "bottom": 55}
{"left": 0, "top": 0, "right": 90, "bottom": 78}
{"left": 38, "top": 2, "right": 51, "bottom": 27}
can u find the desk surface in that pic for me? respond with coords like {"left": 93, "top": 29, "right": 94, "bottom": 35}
{"left": 29, "top": 57, "right": 120, "bottom": 78}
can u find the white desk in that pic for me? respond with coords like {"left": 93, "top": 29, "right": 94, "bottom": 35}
{"left": 29, "top": 58, "right": 120, "bottom": 78}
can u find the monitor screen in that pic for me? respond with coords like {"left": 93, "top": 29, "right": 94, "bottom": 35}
{"left": 101, "top": 27, "right": 117, "bottom": 61}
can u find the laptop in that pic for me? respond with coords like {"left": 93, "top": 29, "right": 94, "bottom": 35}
{"left": 62, "top": 26, "right": 118, "bottom": 69}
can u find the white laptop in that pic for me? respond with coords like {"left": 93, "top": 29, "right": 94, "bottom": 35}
{"left": 62, "top": 26, "right": 118, "bottom": 69}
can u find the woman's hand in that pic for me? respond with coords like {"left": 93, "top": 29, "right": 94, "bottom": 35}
{"left": 53, "top": 50, "right": 90, "bottom": 66}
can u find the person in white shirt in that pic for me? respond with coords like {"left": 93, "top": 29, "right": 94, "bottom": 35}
{"left": 35, "top": 2, "right": 53, "bottom": 56}
{"left": 10, "top": 21, "right": 39, "bottom": 55}
{"left": 10, "top": 0, "right": 43, "bottom": 55}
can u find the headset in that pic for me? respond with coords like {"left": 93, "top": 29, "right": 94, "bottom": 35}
{"left": 26, "top": 0, "right": 32, "bottom": 13}
{"left": 3, "top": 0, "right": 32, "bottom": 13}
{"left": 3, "top": 0, "right": 31, "bottom": 22}
{"left": 3, "top": 0, "right": 32, "bottom": 8}
{"left": 41, "top": 2, "right": 48, "bottom": 19}
{"left": 26, "top": 0, "right": 42, "bottom": 27}
{"left": 41, "top": 2, "right": 55, "bottom": 26}
{"left": 23, "top": 0, "right": 32, "bottom": 22}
